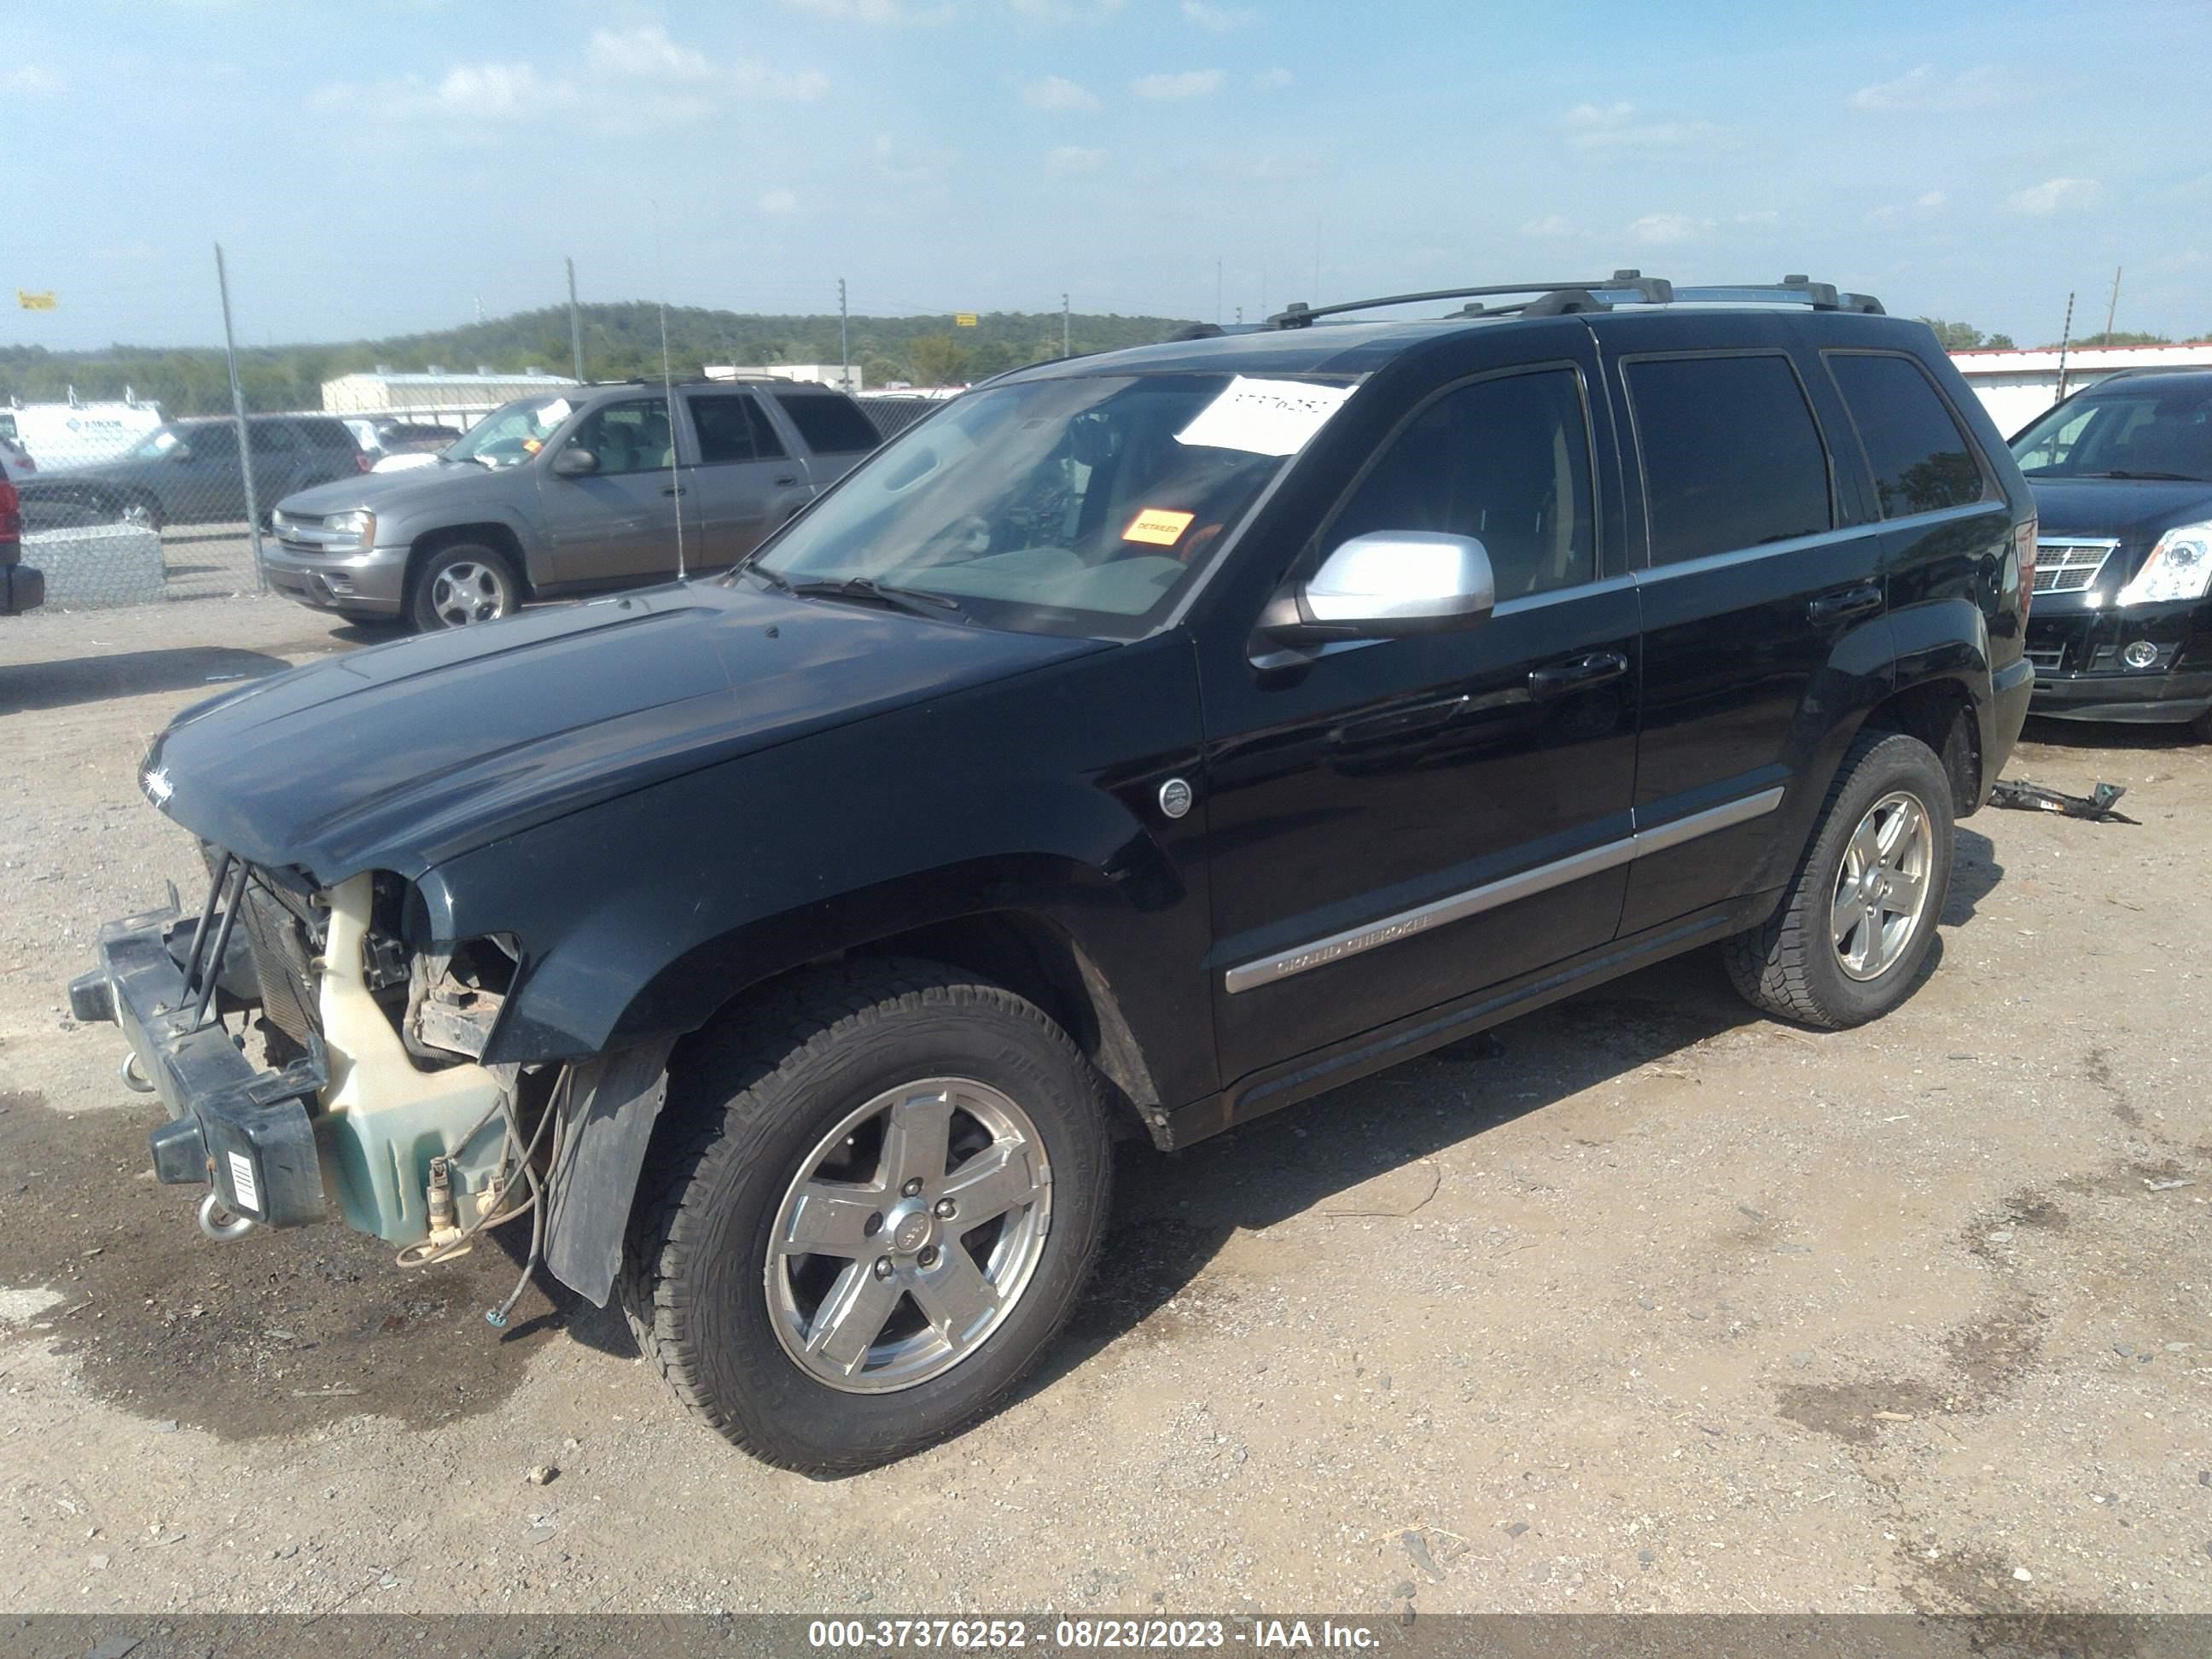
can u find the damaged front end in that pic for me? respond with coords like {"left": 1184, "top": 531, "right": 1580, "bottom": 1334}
{"left": 69, "top": 850, "right": 553, "bottom": 1307}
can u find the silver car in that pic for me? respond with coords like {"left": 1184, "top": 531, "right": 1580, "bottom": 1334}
{"left": 267, "top": 379, "right": 882, "bottom": 630}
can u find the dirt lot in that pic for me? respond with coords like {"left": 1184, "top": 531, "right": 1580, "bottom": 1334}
{"left": 0, "top": 595, "right": 2207, "bottom": 1618}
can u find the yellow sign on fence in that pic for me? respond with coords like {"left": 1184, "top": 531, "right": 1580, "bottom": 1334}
{"left": 16, "top": 290, "right": 57, "bottom": 311}
{"left": 954, "top": 312, "right": 978, "bottom": 328}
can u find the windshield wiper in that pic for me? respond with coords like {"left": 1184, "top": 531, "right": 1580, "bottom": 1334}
{"left": 787, "top": 577, "right": 968, "bottom": 622}
{"left": 2068, "top": 469, "right": 2205, "bottom": 482}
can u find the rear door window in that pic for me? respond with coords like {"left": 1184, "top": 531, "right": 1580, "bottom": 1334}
{"left": 687, "top": 393, "right": 789, "bottom": 464}
{"left": 1826, "top": 352, "right": 1987, "bottom": 516}
{"left": 249, "top": 422, "right": 299, "bottom": 455}
{"left": 771, "top": 392, "right": 881, "bottom": 455}
{"left": 1626, "top": 353, "right": 1833, "bottom": 565}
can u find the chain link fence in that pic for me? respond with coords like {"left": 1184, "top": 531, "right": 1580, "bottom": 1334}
{"left": 7, "top": 373, "right": 943, "bottom": 611}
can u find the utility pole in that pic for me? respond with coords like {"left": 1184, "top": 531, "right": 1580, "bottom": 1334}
{"left": 837, "top": 277, "right": 849, "bottom": 392}
{"left": 213, "top": 242, "right": 265, "bottom": 593}
{"left": 566, "top": 257, "right": 585, "bottom": 382}
{"left": 2055, "top": 291, "right": 2076, "bottom": 405}
{"left": 2103, "top": 265, "right": 2123, "bottom": 340}
{"left": 1062, "top": 292, "right": 1070, "bottom": 357}
{"left": 1215, "top": 259, "right": 1223, "bottom": 326}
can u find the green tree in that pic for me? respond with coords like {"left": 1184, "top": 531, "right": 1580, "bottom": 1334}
{"left": 1918, "top": 317, "right": 1996, "bottom": 351}
{"left": 910, "top": 334, "right": 971, "bottom": 387}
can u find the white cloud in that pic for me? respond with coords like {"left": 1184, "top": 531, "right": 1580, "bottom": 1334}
{"left": 759, "top": 188, "right": 800, "bottom": 214}
{"left": 1917, "top": 189, "right": 1947, "bottom": 209}
{"left": 1519, "top": 213, "right": 1578, "bottom": 240}
{"left": 875, "top": 132, "right": 958, "bottom": 186}
{"left": 1562, "top": 101, "right": 1720, "bottom": 154}
{"left": 1866, "top": 189, "right": 1947, "bottom": 224}
{"left": 1732, "top": 209, "right": 1779, "bottom": 224}
{"left": 1627, "top": 212, "right": 1713, "bottom": 245}
{"left": 783, "top": 0, "right": 955, "bottom": 21}
{"left": 1132, "top": 68, "right": 1223, "bottom": 100}
{"left": 1045, "top": 145, "right": 1108, "bottom": 173}
{"left": 1849, "top": 64, "right": 2005, "bottom": 113}
{"left": 2, "top": 65, "right": 65, "bottom": 96}
{"left": 1022, "top": 74, "right": 1100, "bottom": 111}
{"left": 587, "top": 25, "right": 830, "bottom": 102}
{"left": 1183, "top": 1, "right": 1257, "bottom": 29}
{"left": 1254, "top": 66, "right": 1294, "bottom": 88}
{"left": 1009, "top": 0, "right": 1124, "bottom": 21}
{"left": 2009, "top": 176, "right": 2099, "bottom": 216}
{"left": 310, "top": 61, "right": 578, "bottom": 123}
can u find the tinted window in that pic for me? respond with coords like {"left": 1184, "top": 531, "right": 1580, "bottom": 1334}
{"left": 565, "top": 399, "right": 673, "bottom": 474}
{"left": 687, "top": 393, "right": 787, "bottom": 464}
{"left": 1627, "top": 354, "right": 1831, "bottom": 564}
{"left": 297, "top": 417, "right": 361, "bottom": 451}
{"left": 773, "top": 392, "right": 880, "bottom": 455}
{"left": 1827, "top": 353, "right": 1984, "bottom": 516}
{"left": 181, "top": 424, "right": 236, "bottom": 460}
{"left": 1331, "top": 367, "right": 1595, "bottom": 599}
{"left": 248, "top": 421, "right": 298, "bottom": 454}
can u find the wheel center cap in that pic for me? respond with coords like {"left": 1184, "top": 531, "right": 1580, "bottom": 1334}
{"left": 889, "top": 1205, "right": 934, "bottom": 1254}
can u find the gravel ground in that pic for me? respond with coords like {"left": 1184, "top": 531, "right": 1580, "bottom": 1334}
{"left": 1, "top": 595, "right": 2207, "bottom": 1618}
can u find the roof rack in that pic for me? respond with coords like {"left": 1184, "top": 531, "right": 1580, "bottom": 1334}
{"left": 1266, "top": 271, "right": 1882, "bottom": 329}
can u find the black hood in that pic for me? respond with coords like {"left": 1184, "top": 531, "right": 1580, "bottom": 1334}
{"left": 2029, "top": 476, "right": 2212, "bottom": 543}
{"left": 142, "top": 580, "right": 1105, "bottom": 882}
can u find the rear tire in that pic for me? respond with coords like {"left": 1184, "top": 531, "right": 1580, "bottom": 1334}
{"left": 1722, "top": 731, "right": 1954, "bottom": 1029}
{"left": 621, "top": 958, "right": 1114, "bottom": 1475}
{"left": 112, "top": 493, "right": 164, "bottom": 533}
{"left": 406, "top": 540, "right": 520, "bottom": 631}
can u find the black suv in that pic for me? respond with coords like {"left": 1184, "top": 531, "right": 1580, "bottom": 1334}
{"left": 2010, "top": 368, "right": 2212, "bottom": 736}
{"left": 69, "top": 275, "right": 2034, "bottom": 1473}
{"left": 22, "top": 415, "right": 365, "bottom": 530}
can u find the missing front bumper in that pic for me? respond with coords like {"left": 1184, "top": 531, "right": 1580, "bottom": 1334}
{"left": 68, "top": 898, "right": 327, "bottom": 1228}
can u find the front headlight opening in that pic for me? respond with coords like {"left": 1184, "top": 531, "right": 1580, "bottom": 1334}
{"left": 326, "top": 509, "right": 376, "bottom": 550}
{"left": 2116, "top": 521, "right": 2212, "bottom": 606}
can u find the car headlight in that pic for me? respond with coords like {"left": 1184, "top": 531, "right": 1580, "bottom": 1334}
{"left": 323, "top": 509, "right": 376, "bottom": 550}
{"left": 2116, "top": 520, "right": 2212, "bottom": 606}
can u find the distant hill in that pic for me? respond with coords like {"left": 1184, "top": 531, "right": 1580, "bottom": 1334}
{"left": 0, "top": 302, "right": 1204, "bottom": 416}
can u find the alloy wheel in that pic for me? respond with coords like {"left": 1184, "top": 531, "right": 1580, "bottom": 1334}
{"left": 426, "top": 559, "right": 510, "bottom": 626}
{"left": 765, "top": 1077, "right": 1054, "bottom": 1394}
{"left": 1831, "top": 789, "right": 1934, "bottom": 981}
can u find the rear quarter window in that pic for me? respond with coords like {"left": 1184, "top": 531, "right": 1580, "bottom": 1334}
{"left": 1826, "top": 352, "right": 1987, "bottom": 517}
{"left": 1626, "top": 353, "right": 1833, "bottom": 565}
{"left": 772, "top": 393, "right": 882, "bottom": 455}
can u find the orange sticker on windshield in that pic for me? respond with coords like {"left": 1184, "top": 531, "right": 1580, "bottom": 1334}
{"left": 1123, "top": 508, "right": 1196, "bottom": 546}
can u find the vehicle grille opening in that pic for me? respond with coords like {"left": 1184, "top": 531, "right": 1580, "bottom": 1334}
{"left": 2033, "top": 538, "right": 2116, "bottom": 596}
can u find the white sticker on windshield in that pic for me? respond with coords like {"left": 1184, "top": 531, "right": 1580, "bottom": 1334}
{"left": 1174, "top": 376, "right": 1354, "bottom": 457}
{"left": 538, "top": 399, "right": 572, "bottom": 428}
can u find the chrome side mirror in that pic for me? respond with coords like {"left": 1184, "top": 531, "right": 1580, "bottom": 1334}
{"left": 1259, "top": 532, "right": 1496, "bottom": 647}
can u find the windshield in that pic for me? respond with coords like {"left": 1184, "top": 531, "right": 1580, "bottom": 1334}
{"left": 746, "top": 371, "right": 1353, "bottom": 637}
{"left": 2012, "top": 384, "right": 2212, "bottom": 480}
{"left": 445, "top": 395, "right": 576, "bottom": 469}
{"left": 125, "top": 425, "right": 190, "bottom": 460}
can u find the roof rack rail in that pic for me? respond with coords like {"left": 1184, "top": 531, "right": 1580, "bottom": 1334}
{"left": 1266, "top": 271, "right": 1883, "bottom": 329}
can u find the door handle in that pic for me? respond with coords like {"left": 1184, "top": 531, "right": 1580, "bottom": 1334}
{"left": 1807, "top": 582, "right": 1882, "bottom": 626}
{"left": 1528, "top": 650, "right": 1629, "bottom": 698}
{"left": 773, "top": 474, "right": 800, "bottom": 486}
{"left": 661, "top": 485, "right": 685, "bottom": 497}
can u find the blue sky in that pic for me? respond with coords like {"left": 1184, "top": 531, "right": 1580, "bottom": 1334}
{"left": 5, "top": 0, "right": 2208, "bottom": 350}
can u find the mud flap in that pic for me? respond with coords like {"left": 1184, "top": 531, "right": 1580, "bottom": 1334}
{"left": 541, "top": 1039, "right": 675, "bottom": 1307}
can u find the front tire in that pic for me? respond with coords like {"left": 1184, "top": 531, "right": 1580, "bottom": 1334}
{"left": 407, "top": 541, "right": 520, "bottom": 631}
{"left": 621, "top": 959, "right": 1115, "bottom": 1474}
{"left": 1722, "top": 731, "right": 1954, "bottom": 1029}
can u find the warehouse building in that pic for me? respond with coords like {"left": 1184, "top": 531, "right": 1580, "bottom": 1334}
{"left": 1950, "top": 342, "right": 2212, "bottom": 436}
{"left": 319, "top": 365, "right": 578, "bottom": 416}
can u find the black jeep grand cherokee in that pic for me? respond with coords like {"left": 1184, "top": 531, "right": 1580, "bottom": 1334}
{"left": 70, "top": 275, "right": 2034, "bottom": 1472}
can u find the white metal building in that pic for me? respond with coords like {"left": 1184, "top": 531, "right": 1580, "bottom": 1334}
{"left": 704, "top": 364, "right": 864, "bottom": 394}
{"left": 1949, "top": 343, "right": 2212, "bottom": 438}
{"left": 319, "top": 366, "right": 578, "bottom": 416}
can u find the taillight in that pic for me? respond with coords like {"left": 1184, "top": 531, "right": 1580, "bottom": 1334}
{"left": 2014, "top": 517, "right": 2037, "bottom": 620}
{"left": 0, "top": 479, "right": 21, "bottom": 544}
{"left": 356, "top": 451, "right": 375, "bottom": 472}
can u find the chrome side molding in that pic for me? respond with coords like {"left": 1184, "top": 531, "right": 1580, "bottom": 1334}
{"left": 1224, "top": 786, "right": 1784, "bottom": 994}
